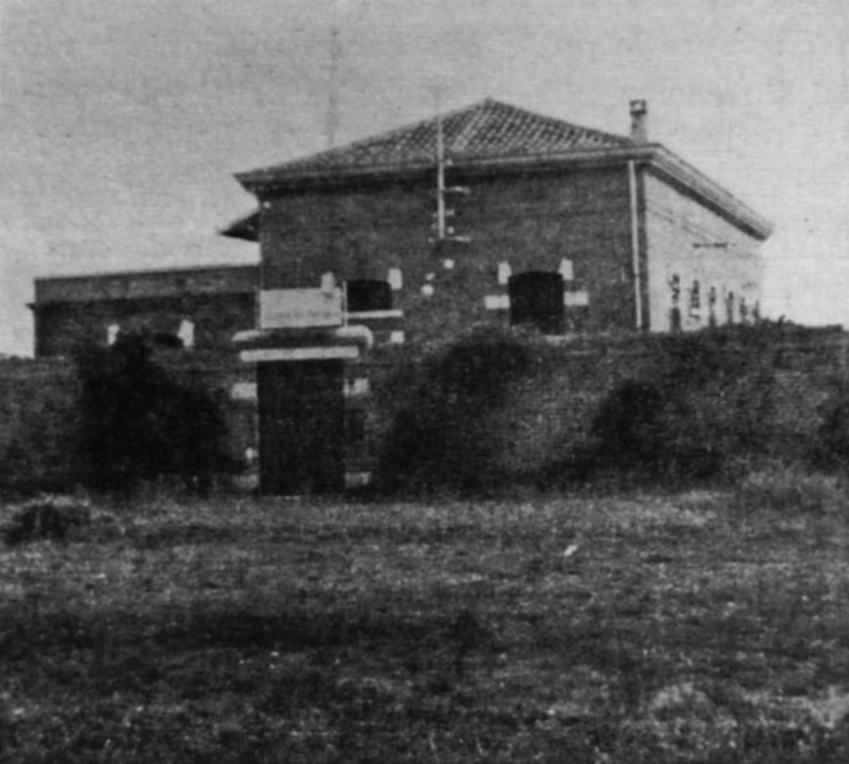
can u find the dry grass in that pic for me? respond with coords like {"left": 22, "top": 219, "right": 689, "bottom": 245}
{"left": 2, "top": 490, "right": 849, "bottom": 762}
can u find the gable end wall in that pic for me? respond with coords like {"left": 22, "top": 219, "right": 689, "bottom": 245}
{"left": 643, "top": 171, "right": 764, "bottom": 332}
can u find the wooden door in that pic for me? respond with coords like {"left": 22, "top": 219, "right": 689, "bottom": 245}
{"left": 257, "top": 361, "right": 345, "bottom": 495}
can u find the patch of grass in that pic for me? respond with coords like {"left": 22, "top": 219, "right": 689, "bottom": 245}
{"left": 2, "top": 495, "right": 124, "bottom": 546}
{"left": 1, "top": 494, "right": 849, "bottom": 761}
{"left": 733, "top": 464, "right": 848, "bottom": 517}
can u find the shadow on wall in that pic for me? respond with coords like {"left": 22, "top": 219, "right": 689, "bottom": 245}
{"left": 73, "top": 332, "right": 244, "bottom": 497}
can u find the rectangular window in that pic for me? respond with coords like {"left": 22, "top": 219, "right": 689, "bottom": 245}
{"left": 346, "top": 280, "right": 393, "bottom": 313}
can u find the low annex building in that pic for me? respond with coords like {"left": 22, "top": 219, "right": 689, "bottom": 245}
{"left": 31, "top": 264, "right": 258, "bottom": 358}
{"left": 222, "top": 98, "right": 774, "bottom": 495}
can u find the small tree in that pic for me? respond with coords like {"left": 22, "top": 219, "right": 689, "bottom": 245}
{"left": 377, "top": 328, "right": 537, "bottom": 494}
{"left": 73, "top": 333, "right": 234, "bottom": 495}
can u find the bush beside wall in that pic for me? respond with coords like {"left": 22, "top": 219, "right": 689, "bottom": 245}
{"left": 0, "top": 345, "right": 253, "bottom": 497}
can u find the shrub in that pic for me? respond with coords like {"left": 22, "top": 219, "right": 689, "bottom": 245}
{"left": 4, "top": 496, "right": 92, "bottom": 545}
{"left": 556, "top": 378, "right": 723, "bottom": 489}
{"left": 586, "top": 380, "right": 667, "bottom": 468}
{"left": 3, "top": 495, "right": 126, "bottom": 545}
{"left": 73, "top": 333, "right": 238, "bottom": 496}
{"left": 376, "top": 328, "right": 540, "bottom": 494}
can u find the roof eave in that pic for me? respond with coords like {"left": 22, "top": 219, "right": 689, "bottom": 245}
{"left": 648, "top": 147, "right": 774, "bottom": 241}
{"left": 234, "top": 145, "right": 651, "bottom": 191}
{"left": 236, "top": 144, "right": 773, "bottom": 242}
{"left": 220, "top": 210, "right": 261, "bottom": 241}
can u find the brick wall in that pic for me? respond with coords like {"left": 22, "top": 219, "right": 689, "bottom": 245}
{"left": 259, "top": 164, "right": 766, "bottom": 344}
{"left": 361, "top": 327, "right": 849, "bottom": 485}
{"left": 260, "top": 165, "right": 639, "bottom": 343}
{"left": 0, "top": 358, "right": 78, "bottom": 491}
{"left": 33, "top": 265, "right": 258, "bottom": 358}
{"left": 0, "top": 352, "right": 257, "bottom": 493}
{"left": 5, "top": 326, "right": 841, "bottom": 495}
{"left": 34, "top": 293, "right": 256, "bottom": 357}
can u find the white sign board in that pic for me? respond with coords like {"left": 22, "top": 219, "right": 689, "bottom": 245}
{"left": 259, "top": 288, "right": 343, "bottom": 329}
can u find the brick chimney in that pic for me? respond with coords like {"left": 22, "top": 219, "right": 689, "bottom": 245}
{"left": 629, "top": 99, "right": 648, "bottom": 143}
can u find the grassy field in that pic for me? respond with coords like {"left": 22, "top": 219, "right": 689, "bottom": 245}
{"left": 2, "top": 488, "right": 849, "bottom": 762}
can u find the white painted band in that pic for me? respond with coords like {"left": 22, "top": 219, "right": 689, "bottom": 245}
{"left": 484, "top": 294, "right": 510, "bottom": 310}
{"left": 346, "top": 309, "right": 404, "bottom": 320}
{"left": 240, "top": 346, "right": 359, "bottom": 363}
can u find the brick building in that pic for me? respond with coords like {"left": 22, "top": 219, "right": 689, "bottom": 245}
{"left": 31, "top": 264, "right": 258, "bottom": 358}
{"left": 224, "top": 99, "right": 773, "bottom": 341}
{"left": 223, "top": 99, "right": 774, "bottom": 494}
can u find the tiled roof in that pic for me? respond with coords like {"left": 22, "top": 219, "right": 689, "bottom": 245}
{"left": 237, "top": 99, "right": 633, "bottom": 186}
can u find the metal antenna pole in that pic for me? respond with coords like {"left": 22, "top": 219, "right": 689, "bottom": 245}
{"left": 436, "top": 97, "right": 447, "bottom": 241}
{"left": 326, "top": 22, "right": 340, "bottom": 150}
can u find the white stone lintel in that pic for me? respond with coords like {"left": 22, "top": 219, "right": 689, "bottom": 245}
{"left": 240, "top": 346, "right": 360, "bottom": 363}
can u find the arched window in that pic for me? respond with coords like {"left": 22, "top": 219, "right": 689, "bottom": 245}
{"left": 669, "top": 274, "right": 681, "bottom": 305}
{"left": 508, "top": 271, "right": 565, "bottom": 335}
{"left": 708, "top": 286, "right": 718, "bottom": 327}
{"left": 346, "top": 279, "right": 393, "bottom": 313}
{"left": 689, "top": 280, "right": 701, "bottom": 318}
{"left": 669, "top": 274, "right": 682, "bottom": 332}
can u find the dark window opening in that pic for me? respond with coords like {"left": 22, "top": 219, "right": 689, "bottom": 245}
{"left": 346, "top": 408, "right": 367, "bottom": 443}
{"left": 670, "top": 307, "right": 682, "bottom": 333}
{"left": 509, "top": 271, "right": 565, "bottom": 335}
{"left": 152, "top": 332, "right": 184, "bottom": 350}
{"left": 669, "top": 274, "right": 681, "bottom": 305}
{"left": 726, "top": 292, "right": 736, "bottom": 324}
{"left": 346, "top": 280, "right": 393, "bottom": 313}
{"left": 689, "top": 280, "right": 700, "bottom": 316}
{"left": 708, "top": 286, "right": 718, "bottom": 327}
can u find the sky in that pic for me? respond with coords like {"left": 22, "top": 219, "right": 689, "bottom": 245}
{"left": 1, "top": 0, "right": 848, "bottom": 355}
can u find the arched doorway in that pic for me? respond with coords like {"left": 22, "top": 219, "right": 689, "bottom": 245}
{"left": 508, "top": 271, "right": 565, "bottom": 335}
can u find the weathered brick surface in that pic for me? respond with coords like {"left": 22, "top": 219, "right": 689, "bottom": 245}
{"left": 3, "top": 328, "right": 845, "bottom": 493}
{"left": 259, "top": 163, "right": 766, "bottom": 344}
{"left": 34, "top": 293, "right": 256, "bottom": 358}
{"left": 0, "top": 353, "right": 256, "bottom": 491}
{"left": 32, "top": 266, "right": 258, "bottom": 358}
{"left": 0, "top": 359, "right": 78, "bottom": 490}
{"left": 34, "top": 265, "right": 257, "bottom": 304}
{"left": 362, "top": 328, "right": 849, "bottom": 481}
{"left": 261, "top": 167, "right": 638, "bottom": 343}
